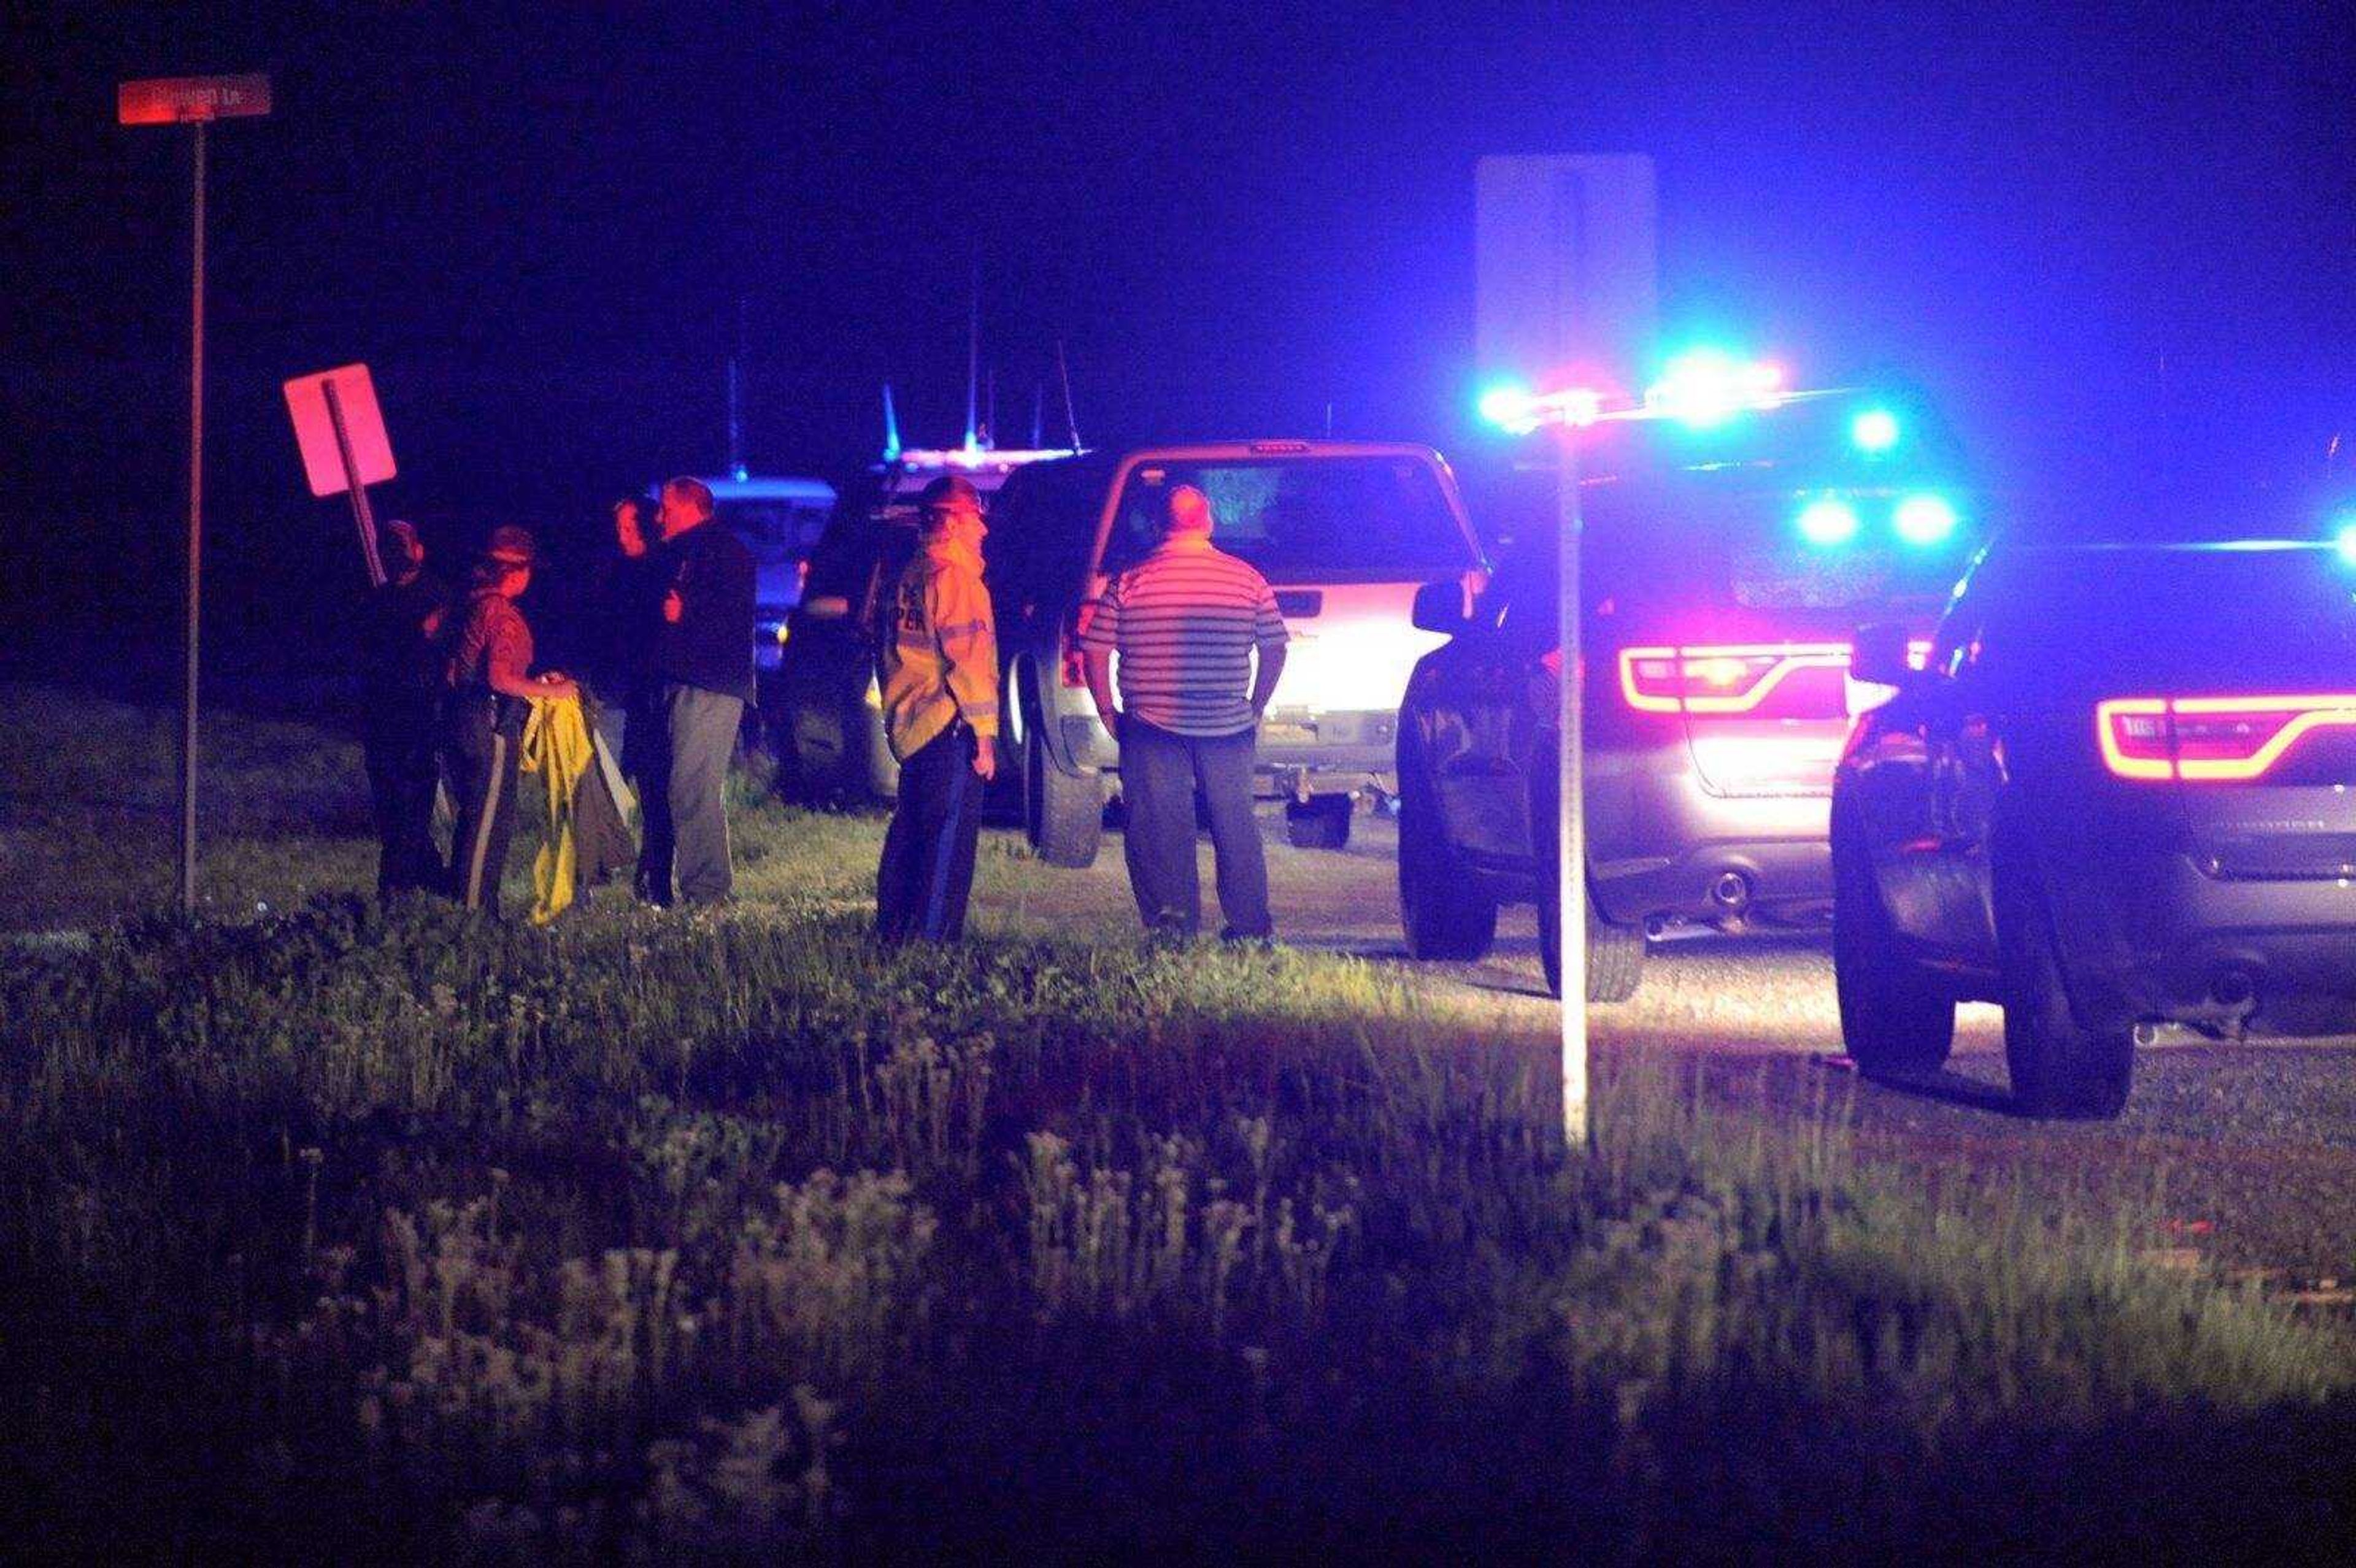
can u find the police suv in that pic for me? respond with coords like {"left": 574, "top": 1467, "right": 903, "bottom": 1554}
{"left": 1834, "top": 534, "right": 2356, "bottom": 1118}
{"left": 1396, "top": 396, "right": 1977, "bottom": 999}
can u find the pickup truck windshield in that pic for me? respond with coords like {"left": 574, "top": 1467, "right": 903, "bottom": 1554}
{"left": 1103, "top": 456, "right": 1471, "bottom": 580}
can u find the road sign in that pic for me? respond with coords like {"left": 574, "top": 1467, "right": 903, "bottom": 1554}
{"left": 118, "top": 74, "right": 272, "bottom": 126}
{"left": 285, "top": 364, "right": 397, "bottom": 497}
{"left": 1475, "top": 153, "right": 1659, "bottom": 1147}
{"left": 285, "top": 364, "right": 396, "bottom": 588}
{"left": 1475, "top": 155, "right": 1657, "bottom": 395}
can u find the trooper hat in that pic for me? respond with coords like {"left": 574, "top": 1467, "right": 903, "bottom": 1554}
{"left": 481, "top": 525, "right": 537, "bottom": 567}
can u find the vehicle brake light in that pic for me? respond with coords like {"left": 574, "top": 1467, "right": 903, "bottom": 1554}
{"left": 1620, "top": 643, "right": 1850, "bottom": 713}
{"left": 2096, "top": 694, "right": 2356, "bottom": 782}
{"left": 1620, "top": 639, "right": 1931, "bottom": 715}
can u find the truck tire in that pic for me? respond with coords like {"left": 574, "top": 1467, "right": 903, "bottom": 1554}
{"left": 1285, "top": 795, "right": 1352, "bottom": 850}
{"left": 1539, "top": 873, "right": 1645, "bottom": 1004}
{"left": 1025, "top": 722, "right": 1103, "bottom": 868}
{"left": 1995, "top": 847, "right": 2132, "bottom": 1120}
{"left": 1831, "top": 820, "right": 1955, "bottom": 1080}
{"left": 1397, "top": 778, "right": 1496, "bottom": 960}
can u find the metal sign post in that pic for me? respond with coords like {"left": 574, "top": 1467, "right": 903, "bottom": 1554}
{"left": 1555, "top": 436, "right": 1587, "bottom": 1141}
{"left": 120, "top": 73, "right": 272, "bottom": 920}
{"left": 323, "top": 378, "right": 386, "bottom": 586}
{"left": 1475, "top": 154, "right": 1658, "bottom": 1147}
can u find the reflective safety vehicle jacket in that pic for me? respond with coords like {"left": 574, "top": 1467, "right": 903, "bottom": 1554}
{"left": 879, "top": 537, "right": 999, "bottom": 763}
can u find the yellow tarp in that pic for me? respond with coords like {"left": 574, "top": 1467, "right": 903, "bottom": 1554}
{"left": 518, "top": 694, "right": 594, "bottom": 926}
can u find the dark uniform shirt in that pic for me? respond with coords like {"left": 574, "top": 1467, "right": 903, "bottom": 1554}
{"left": 653, "top": 520, "right": 756, "bottom": 704}
{"left": 587, "top": 550, "right": 666, "bottom": 706}
{"left": 449, "top": 591, "right": 533, "bottom": 693}
{"left": 360, "top": 571, "right": 448, "bottom": 710}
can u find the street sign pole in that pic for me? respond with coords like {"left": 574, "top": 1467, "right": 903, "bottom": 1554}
{"left": 121, "top": 73, "right": 271, "bottom": 920}
{"left": 1474, "top": 153, "right": 1656, "bottom": 1148}
{"left": 179, "top": 120, "right": 207, "bottom": 918}
{"left": 1556, "top": 434, "right": 1587, "bottom": 1145}
{"left": 323, "top": 377, "right": 387, "bottom": 587}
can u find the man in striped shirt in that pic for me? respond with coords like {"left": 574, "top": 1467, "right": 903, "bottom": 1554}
{"left": 1081, "top": 484, "right": 1288, "bottom": 940}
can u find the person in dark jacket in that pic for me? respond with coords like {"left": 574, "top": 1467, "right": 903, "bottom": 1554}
{"left": 637, "top": 475, "right": 756, "bottom": 906}
{"left": 585, "top": 496, "right": 663, "bottom": 776}
{"left": 442, "top": 526, "right": 578, "bottom": 915}
{"left": 358, "top": 519, "right": 448, "bottom": 896}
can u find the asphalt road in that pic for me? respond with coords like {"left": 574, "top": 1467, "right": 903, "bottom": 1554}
{"left": 977, "top": 806, "right": 2356, "bottom": 1288}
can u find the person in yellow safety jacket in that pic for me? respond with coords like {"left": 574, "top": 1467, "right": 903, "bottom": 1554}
{"left": 874, "top": 474, "right": 999, "bottom": 943}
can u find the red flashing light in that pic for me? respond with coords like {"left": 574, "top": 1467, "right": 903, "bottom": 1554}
{"left": 2097, "top": 694, "right": 2356, "bottom": 782}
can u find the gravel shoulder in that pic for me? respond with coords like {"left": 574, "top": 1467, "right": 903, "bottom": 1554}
{"left": 972, "top": 806, "right": 2356, "bottom": 1288}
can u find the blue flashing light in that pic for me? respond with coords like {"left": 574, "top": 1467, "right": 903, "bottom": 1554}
{"left": 1850, "top": 407, "right": 1901, "bottom": 453}
{"left": 1893, "top": 493, "right": 1959, "bottom": 547}
{"left": 1479, "top": 382, "right": 1533, "bottom": 430}
{"left": 1796, "top": 497, "right": 1860, "bottom": 547}
{"left": 1647, "top": 348, "right": 1784, "bottom": 429}
{"left": 2336, "top": 518, "right": 2356, "bottom": 567}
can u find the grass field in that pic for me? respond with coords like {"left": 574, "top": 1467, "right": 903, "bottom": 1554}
{"left": 4, "top": 682, "right": 2354, "bottom": 1558}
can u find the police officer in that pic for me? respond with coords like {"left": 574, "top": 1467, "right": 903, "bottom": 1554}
{"left": 442, "top": 526, "right": 577, "bottom": 915}
{"left": 358, "top": 519, "right": 448, "bottom": 896}
{"left": 874, "top": 475, "right": 999, "bottom": 942}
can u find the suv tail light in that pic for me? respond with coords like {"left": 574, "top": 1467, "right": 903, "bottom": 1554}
{"left": 1618, "top": 642, "right": 1852, "bottom": 714}
{"left": 2097, "top": 695, "right": 2356, "bottom": 782}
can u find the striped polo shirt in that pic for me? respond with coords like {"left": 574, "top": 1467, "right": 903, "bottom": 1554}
{"left": 1081, "top": 538, "right": 1288, "bottom": 737}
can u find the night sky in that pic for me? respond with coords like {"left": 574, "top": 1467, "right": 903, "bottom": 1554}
{"left": 6, "top": 1, "right": 2354, "bottom": 680}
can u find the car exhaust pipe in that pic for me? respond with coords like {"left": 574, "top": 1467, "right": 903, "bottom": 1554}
{"left": 1709, "top": 870, "right": 1752, "bottom": 913}
{"left": 2208, "top": 967, "right": 2257, "bottom": 1010}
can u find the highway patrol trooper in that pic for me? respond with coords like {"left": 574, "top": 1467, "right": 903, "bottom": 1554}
{"left": 874, "top": 474, "right": 999, "bottom": 942}
{"left": 442, "top": 526, "right": 577, "bottom": 915}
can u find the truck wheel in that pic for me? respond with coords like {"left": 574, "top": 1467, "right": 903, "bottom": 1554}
{"left": 1539, "top": 874, "right": 1645, "bottom": 1004}
{"left": 1398, "top": 783, "right": 1495, "bottom": 960}
{"left": 1832, "top": 824, "right": 1955, "bottom": 1080}
{"left": 1025, "top": 723, "right": 1103, "bottom": 868}
{"left": 1284, "top": 795, "right": 1352, "bottom": 850}
{"left": 1995, "top": 848, "right": 2131, "bottom": 1120}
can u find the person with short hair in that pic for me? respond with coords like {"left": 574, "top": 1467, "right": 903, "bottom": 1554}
{"left": 586, "top": 495, "right": 661, "bottom": 778}
{"left": 442, "top": 526, "right": 577, "bottom": 915}
{"left": 639, "top": 475, "right": 756, "bottom": 906}
{"left": 874, "top": 475, "right": 999, "bottom": 942}
{"left": 358, "top": 518, "right": 448, "bottom": 896}
{"left": 1080, "top": 484, "right": 1288, "bottom": 942}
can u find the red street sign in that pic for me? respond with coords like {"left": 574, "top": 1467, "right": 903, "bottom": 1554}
{"left": 118, "top": 74, "right": 272, "bottom": 126}
{"left": 283, "top": 364, "right": 397, "bottom": 497}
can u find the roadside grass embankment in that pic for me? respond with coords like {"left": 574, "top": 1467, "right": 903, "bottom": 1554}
{"left": 5, "top": 679, "right": 2354, "bottom": 1556}
{"left": 3, "top": 889, "right": 2352, "bottom": 1558}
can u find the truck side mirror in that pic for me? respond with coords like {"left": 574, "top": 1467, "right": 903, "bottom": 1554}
{"left": 1849, "top": 621, "right": 1917, "bottom": 688}
{"left": 1411, "top": 578, "right": 1473, "bottom": 634}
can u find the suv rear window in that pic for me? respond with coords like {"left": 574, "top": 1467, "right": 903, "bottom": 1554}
{"left": 721, "top": 500, "right": 833, "bottom": 567}
{"left": 1584, "top": 477, "right": 1967, "bottom": 615}
{"left": 1103, "top": 456, "right": 1469, "bottom": 580}
{"left": 1979, "top": 545, "right": 2356, "bottom": 693}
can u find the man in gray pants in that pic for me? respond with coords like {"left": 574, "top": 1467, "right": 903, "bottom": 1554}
{"left": 1080, "top": 484, "right": 1289, "bottom": 941}
{"left": 639, "top": 476, "right": 756, "bottom": 906}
